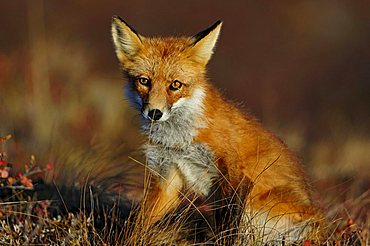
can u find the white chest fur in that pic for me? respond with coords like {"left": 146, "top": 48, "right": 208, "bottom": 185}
{"left": 141, "top": 88, "right": 219, "bottom": 196}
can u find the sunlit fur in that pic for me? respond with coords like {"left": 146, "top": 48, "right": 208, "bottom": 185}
{"left": 112, "top": 16, "right": 324, "bottom": 243}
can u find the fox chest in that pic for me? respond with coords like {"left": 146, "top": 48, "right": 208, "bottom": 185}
{"left": 142, "top": 116, "right": 218, "bottom": 196}
{"left": 144, "top": 142, "right": 218, "bottom": 196}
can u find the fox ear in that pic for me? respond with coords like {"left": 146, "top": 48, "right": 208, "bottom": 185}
{"left": 111, "top": 16, "right": 143, "bottom": 63}
{"left": 191, "top": 20, "right": 222, "bottom": 65}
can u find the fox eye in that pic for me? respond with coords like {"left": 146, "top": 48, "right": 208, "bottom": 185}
{"left": 169, "top": 80, "right": 182, "bottom": 91}
{"left": 137, "top": 77, "right": 150, "bottom": 86}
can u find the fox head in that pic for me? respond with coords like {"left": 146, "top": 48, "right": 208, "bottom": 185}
{"left": 111, "top": 16, "right": 222, "bottom": 122}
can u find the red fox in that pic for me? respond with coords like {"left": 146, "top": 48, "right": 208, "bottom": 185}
{"left": 111, "top": 16, "right": 324, "bottom": 242}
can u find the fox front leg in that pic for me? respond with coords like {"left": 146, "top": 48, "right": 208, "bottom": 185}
{"left": 141, "top": 166, "right": 184, "bottom": 228}
{"left": 142, "top": 143, "right": 218, "bottom": 228}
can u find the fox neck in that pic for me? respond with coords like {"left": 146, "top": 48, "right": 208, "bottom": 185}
{"left": 142, "top": 87, "right": 207, "bottom": 148}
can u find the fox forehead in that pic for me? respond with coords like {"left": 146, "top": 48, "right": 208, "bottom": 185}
{"left": 123, "top": 37, "right": 202, "bottom": 80}
{"left": 143, "top": 37, "right": 192, "bottom": 58}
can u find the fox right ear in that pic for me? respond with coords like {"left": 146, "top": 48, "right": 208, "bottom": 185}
{"left": 111, "top": 16, "right": 143, "bottom": 63}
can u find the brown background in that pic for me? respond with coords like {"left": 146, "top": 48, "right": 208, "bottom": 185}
{"left": 0, "top": 1, "right": 369, "bottom": 201}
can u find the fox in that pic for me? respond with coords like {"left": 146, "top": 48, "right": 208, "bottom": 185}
{"left": 111, "top": 16, "right": 324, "bottom": 243}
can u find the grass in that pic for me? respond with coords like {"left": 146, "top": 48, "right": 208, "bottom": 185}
{"left": 0, "top": 135, "right": 368, "bottom": 245}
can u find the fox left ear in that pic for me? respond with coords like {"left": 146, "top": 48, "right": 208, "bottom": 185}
{"left": 191, "top": 20, "right": 222, "bottom": 65}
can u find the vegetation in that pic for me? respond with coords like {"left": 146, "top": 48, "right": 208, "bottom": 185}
{"left": 0, "top": 135, "right": 368, "bottom": 245}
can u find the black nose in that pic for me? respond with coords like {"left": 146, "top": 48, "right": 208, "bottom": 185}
{"left": 148, "top": 109, "right": 163, "bottom": 121}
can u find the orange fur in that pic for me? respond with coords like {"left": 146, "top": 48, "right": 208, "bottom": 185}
{"left": 197, "top": 85, "right": 317, "bottom": 214}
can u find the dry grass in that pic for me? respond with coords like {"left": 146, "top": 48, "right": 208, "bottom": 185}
{"left": 0, "top": 184, "right": 368, "bottom": 245}
{"left": 0, "top": 135, "right": 368, "bottom": 245}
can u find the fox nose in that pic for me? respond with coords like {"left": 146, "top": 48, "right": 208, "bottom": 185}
{"left": 148, "top": 109, "right": 163, "bottom": 121}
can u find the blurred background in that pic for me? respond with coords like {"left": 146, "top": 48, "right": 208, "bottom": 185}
{"left": 0, "top": 1, "right": 369, "bottom": 208}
